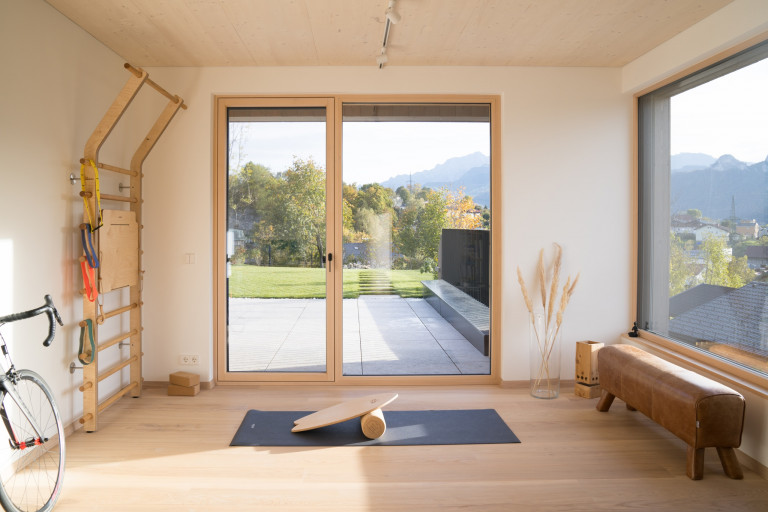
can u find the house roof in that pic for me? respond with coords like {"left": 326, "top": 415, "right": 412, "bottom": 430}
{"left": 694, "top": 224, "right": 729, "bottom": 234}
{"left": 43, "top": 0, "right": 733, "bottom": 67}
{"left": 745, "top": 246, "right": 768, "bottom": 259}
{"left": 669, "top": 283, "right": 734, "bottom": 317}
{"left": 669, "top": 281, "right": 768, "bottom": 358}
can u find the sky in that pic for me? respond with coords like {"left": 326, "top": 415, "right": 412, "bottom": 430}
{"left": 671, "top": 56, "right": 768, "bottom": 164}
{"left": 233, "top": 121, "right": 490, "bottom": 185}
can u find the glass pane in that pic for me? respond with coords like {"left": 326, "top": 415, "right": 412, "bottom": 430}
{"left": 659, "top": 57, "right": 768, "bottom": 376}
{"left": 341, "top": 103, "right": 492, "bottom": 376}
{"left": 226, "top": 107, "right": 327, "bottom": 373}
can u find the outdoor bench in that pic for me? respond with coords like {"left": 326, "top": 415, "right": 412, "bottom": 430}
{"left": 596, "top": 344, "right": 745, "bottom": 480}
{"left": 421, "top": 279, "right": 489, "bottom": 355}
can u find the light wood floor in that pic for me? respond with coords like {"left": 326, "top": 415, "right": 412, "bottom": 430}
{"left": 58, "top": 384, "right": 767, "bottom": 511}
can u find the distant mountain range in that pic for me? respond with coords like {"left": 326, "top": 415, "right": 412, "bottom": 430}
{"left": 671, "top": 153, "right": 768, "bottom": 224}
{"left": 381, "top": 152, "right": 491, "bottom": 207}
{"left": 378, "top": 151, "right": 767, "bottom": 222}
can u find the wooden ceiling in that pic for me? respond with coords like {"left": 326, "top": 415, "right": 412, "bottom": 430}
{"left": 45, "top": 0, "right": 733, "bottom": 67}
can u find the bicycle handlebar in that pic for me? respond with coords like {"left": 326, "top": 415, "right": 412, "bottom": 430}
{"left": 0, "top": 295, "right": 64, "bottom": 346}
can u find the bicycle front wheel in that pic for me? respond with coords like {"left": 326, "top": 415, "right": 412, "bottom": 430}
{"left": 0, "top": 370, "right": 65, "bottom": 512}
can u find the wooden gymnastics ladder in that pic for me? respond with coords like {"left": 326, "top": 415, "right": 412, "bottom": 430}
{"left": 78, "top": 63, "right": 186, "bottom": 432}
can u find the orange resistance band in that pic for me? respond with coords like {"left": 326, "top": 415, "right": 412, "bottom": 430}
{"left": 80, "top": 258, "right": 98, "bottom": 302}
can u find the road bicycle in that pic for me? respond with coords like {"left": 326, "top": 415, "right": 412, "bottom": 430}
{"left": 0, "top": 296, "right": 65, "bottom": 512}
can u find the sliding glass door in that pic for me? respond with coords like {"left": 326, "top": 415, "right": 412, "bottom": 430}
{"left": 216, "top": 98, "right": 335, "bottom": 381}
{"left": 215, "top": 96, "right": 499, "bottom": 383}
{"left": 341, "top": 103, "right": 493, "bottom": 376}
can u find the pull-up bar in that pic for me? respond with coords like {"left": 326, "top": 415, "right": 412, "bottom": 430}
{"left": 124, "top": 63, "right": 187, "bottom": 110}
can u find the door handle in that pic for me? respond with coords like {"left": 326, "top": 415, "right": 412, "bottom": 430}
{"left": 327, "top": 252, "right": 333, "bottom": 272}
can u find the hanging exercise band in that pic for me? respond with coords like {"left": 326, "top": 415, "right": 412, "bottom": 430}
{"left": 80, "top": 258, "right": 98, "bottom": 303}
{"left": 80, "top": 159, "right": 103, "bottom": 231}
{"left": 79, "top": 223, "right": 100, "bottom": 268}
{"left": 78, "top": 319, "right": 95, "bottom": 365}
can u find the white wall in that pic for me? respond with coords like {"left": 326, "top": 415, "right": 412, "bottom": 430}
{"left": 1, "top": 0, "right": 152, "bottom": 428}
{"left": 137, "top": 65, "right": 632, "bottom": 384}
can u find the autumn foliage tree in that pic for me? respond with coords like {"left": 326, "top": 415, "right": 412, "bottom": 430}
{"left": 228, "top": 158, "right": 487, "bottom": 270}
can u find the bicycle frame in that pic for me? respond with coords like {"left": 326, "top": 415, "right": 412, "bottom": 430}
{"left": 1, "top": 373, "right": 48, "bottom": 450}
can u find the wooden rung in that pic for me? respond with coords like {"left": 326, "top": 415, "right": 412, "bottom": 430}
{"left": 100, "top": 193, "right": 138, "bottom": 203}
{"left": 124, "top": 63, "right": 187, "bottom": 110}
{"left": 99, "top": 330, "right": 138, "bottom": 352}
{"left": 97, "top": 303, "right": 139, "bottom": 324}
{"left": 79, "top": 381, "right": 93, "bottom": 392}
{"left": 79, "top": 158, "right": 137, "bottom": 177}
{"left": 98, "top": 381, "right": 139, "bottom": 413}
{"left": 97, "top": 356, "right": 138, "bottom": 382}
{"left": 79, "top": 413, "right": 94, "bottom": 425}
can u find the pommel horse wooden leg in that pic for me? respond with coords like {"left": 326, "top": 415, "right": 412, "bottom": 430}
{"left": 716, "top": 447, "right": 744, "bottom": 479}
{"left": 596, "top": 389, "right": 615, "bottom": 412}
{"left": 360, "top": 408, "right": 387, "bottom": 439}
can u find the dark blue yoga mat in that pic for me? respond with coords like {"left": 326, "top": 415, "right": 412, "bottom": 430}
{"left": 230, "top": 409, "right": 520, "bottom": 446}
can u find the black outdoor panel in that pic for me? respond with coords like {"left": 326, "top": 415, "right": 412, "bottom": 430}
{"left": 439, "top": 228, "right": 490, "bottom": 307}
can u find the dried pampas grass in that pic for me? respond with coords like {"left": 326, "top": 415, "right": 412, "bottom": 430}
{"left": 517, "top": 243, "right": 579, "bottom": 395}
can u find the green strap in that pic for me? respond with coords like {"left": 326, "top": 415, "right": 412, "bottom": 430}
{"left": 78, "top": 319, "right": 95, "bottom": 365}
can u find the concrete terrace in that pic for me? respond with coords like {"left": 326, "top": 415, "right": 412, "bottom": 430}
{"left": 228, "top": 295, "right": 491, "bottom": 375}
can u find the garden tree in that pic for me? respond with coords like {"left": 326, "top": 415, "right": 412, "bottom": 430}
{"left": 350, "top": 183, "right": 394, "bottom": 237}
{"left": 443, "top": 187, "right": 482, "bottom": 229}
{"left": 393, "top": 206, "right": 420, "bottom": 263}
{"left": 355, "top": 183, "right": 394, "bottom": 214}
{"left": 700, "top": 235, "right": 755, "bottom": 288}
{"left": 342, "top": 183, "right": 359, "bottom": 207}
{"left": 417, "top": 188, "right": 448, "bottom": 263}
{"left": 702, "top": 235, "right": 732, "bottom": 286}
{"left": 228, "top": 162, "right": 274, "bottom": 228}
{"left": 728, "top": 255, "right": 754, "bottom": 288}
{"left": 395, "top": 185, "right": 412, "bottom": 207}
{"left": 227, "top": 123, "right": 249, "bottom": 174}
{"left": 342, "top": 198, "right": 359, "bottom": 242}
{"left": 273, "top": 158, "right": 326, "bottom": 266}
{"left": 669, "top": 234, "right": 695, "bottom": 296}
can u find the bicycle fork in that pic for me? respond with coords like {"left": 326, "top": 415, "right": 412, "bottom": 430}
{"left": 0, "top": 375, "right": 48, "bottom": 451}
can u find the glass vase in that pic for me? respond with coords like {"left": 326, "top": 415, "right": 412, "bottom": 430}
{"left": 529, "top": 311, "right": 561, "bottom": 399}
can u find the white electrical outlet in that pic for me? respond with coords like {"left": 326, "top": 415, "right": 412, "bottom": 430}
{"left": 179, "top": 354, "right": 199, "bottom": 365}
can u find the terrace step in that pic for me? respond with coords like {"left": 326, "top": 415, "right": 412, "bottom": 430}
{"left": 359, "top": 270, "right": 395, "bottom": 294}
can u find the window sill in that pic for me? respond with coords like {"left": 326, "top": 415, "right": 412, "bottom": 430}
{"left": 621, "top": 331, "right": 768, "bottom": 400}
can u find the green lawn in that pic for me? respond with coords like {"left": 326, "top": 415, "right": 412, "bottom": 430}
{"left": 228, "top": 265, "right": 431, "bottom": 299}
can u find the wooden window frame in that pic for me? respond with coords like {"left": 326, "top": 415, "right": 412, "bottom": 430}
{"left": 634, "top": 37, "right": 768, "bottom": 399}
{"left": 213, "top": 94, "right": 502, "bottom": 385}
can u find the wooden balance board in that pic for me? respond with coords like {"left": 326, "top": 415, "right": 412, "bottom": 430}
{"left": 291, "top": 393, "right": 398, "bottom": 439}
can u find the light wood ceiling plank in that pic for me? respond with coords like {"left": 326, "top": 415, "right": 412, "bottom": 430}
{"left": 44, "top": 0, "right": 734, "bottom": 67}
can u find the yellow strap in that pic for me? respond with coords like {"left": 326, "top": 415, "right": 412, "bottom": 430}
{"left": 80, "top": 160, "right": 102, "bottom": 231}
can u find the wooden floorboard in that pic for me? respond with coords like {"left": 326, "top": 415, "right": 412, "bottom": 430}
{"left": 58, "top": 385, "right": 768, "bottom": 511}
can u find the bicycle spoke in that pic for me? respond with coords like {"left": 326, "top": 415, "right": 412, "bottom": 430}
{"left": 1, "top": 372, "right": 64, "bottom": 512}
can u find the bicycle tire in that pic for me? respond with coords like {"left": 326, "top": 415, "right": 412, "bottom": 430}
{"left": 0, "top": 371, "right": 65, "bottom": 512}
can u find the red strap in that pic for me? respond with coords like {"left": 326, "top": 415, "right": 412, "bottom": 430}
{"left": 80, "top": 259, "right": 98, "bottom": 302}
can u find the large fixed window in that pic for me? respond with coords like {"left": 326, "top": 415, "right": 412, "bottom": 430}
{"left": 637, "top": 40, "right": 768, "bottom": 382}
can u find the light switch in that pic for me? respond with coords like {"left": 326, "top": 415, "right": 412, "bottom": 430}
{"left": 184, "top": 253, "right": 196, "bottom": 264}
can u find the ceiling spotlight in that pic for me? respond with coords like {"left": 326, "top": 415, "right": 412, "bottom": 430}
{"left": 386, "top": 1, "right": 401, "bottom": 24}
{"left": 376, "top": 51, "right": 388, "bottom": 68}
